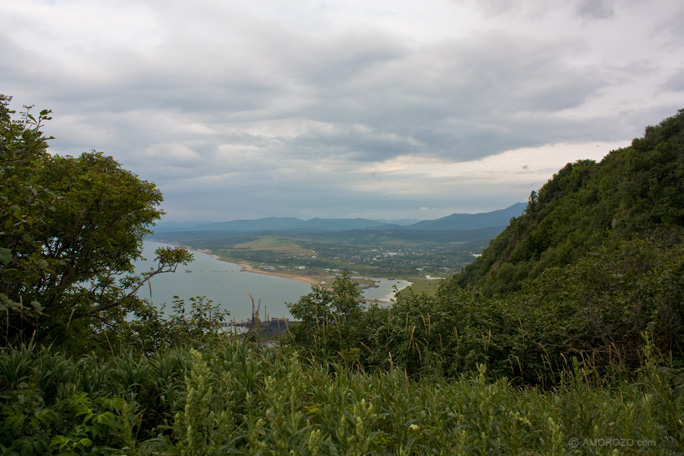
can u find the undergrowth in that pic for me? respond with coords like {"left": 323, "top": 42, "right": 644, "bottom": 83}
{"left": 1, "top": 336, "right": 682, "bottom": 455}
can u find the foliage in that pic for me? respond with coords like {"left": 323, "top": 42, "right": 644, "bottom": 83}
{"left": 280, "top": 109, "right": 684, "bottom": 386}
{"left": 285, "top": 237, "right": 684, "bottom": 385}
{"left": 451, "top": 109, "right": 684, "bottom": 296}
{"left": 1, "top": 340, "right": 682, "bottom": 454}
{"left": 127, "top": 296, "right": 230, "bottom": 353}
{"left": 3, "top": 95, "right": 684, "bottom": 452}
{"left": 286, "top": 272, "right": 370, "bottom": 362}
{"left": 0, "top": 95, "right": 193, "bottom": 349}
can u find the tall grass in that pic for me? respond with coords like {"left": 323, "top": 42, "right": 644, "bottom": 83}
{"left": 1, "top": 338, "right": 682, "bottom": 455}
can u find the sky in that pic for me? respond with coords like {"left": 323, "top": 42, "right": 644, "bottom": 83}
{"left": 2, "top": 0, "right": 684, "bottom": 222}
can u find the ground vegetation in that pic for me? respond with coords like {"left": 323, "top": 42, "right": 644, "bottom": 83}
{"left": 2, "top": 95, "right": 683, "bottom": 453}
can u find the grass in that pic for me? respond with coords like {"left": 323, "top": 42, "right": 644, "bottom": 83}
{"left": 398, "top": 276, "right": 443, "bottom": 296}
{"left": 232, "top": 235, "right": 316, "bottom": 256}
{"left": 1, "top": 340, "right": 682, "bottom": 455}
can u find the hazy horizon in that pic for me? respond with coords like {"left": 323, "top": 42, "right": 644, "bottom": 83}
{"left": 156, "top": 201, "right": 525, "bottom": 224}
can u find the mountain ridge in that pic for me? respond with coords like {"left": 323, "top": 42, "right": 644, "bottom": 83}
{"left": 153, "top": 203, "right": 526, "bottom": 234}
{"left": 404, "top": 202, "right": 526, "bottom": 231}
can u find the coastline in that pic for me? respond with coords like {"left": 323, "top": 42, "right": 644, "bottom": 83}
{"left": 148, "top": 242, "right": 412, "bottom": 306}
{"left": 236, "top": 261, "right": 319, "bottom": 285}
{"left": 192, "top": 246, "right": 409, "bottom": 303}
{"left": 195, "top": 249, "right": 319, "bottom": 286}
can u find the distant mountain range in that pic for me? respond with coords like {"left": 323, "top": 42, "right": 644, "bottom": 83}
{"left": 403, "top": 202, "right": 527, "bottom": 231}
{"left": 153, "top": 203, "right": 526, "bottom": 234}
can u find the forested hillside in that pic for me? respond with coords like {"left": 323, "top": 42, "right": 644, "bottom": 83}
{"left": 452, "top": 109, "right": 684, "bottom": 295}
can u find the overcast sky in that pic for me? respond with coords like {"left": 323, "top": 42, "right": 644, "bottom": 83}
{"left": 2, "top": 0, "right": 683, "bottom": 221}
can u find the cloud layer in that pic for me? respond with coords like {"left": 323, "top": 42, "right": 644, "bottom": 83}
{"left": 2, "top": 0, "right": 683, "bottom": 220}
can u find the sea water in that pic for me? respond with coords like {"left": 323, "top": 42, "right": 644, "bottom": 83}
{"left": 136, "top": 241, "right": 411, "bottom": 322}
{"left": 136, "top": 241, "right": 311, "bottom": 321}
{"left": 359, "top": 277, "right": 412, "bottom": 303}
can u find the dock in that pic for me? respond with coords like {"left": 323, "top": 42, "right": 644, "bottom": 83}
{"left": 222, "top": 317, "right": 291, "bottom": 338}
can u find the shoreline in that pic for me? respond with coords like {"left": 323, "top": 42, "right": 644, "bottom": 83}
{"left": 195, "top": 249, "right": 319, "bottom": 286}
{"left": 192, "top": 246, "right": 408, "bottom": 303}
{"left": 235, "top": 261, "right": 319, "bottom": 285}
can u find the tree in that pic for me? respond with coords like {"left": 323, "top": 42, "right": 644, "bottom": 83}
{"left": 286, "top": 272, "right": 365, "bottom": 357}
{"left": 0, "top": 95, "right": 192, "bottom": 348}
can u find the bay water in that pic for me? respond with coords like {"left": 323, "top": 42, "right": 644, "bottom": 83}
{"left": 137, "top": 241, "right": 311, "bottom": 322}
{"left": 137, "top": 241, "right": 410, "bottom": 322}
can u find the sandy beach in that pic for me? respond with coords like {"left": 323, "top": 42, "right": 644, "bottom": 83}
{"left": 195, "top": 249, "right": 319, "bottom": 285}
{"left": 192, "top": 248, "right": 410, "bottom": 303}
{"left": 235, "top": 262, "right": 319, "bottom": 285}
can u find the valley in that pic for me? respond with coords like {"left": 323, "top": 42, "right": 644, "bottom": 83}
{"left": 150, "top": 206, "right": 524, "bottom": 291}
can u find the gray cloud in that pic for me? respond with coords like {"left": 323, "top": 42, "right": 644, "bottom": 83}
{"left": 663, "top": 68, "right": 684, "bottom": 92}
{"left": 576, "top": 0, "right": 615, "bottom": 20}
{"left": 2, "top": 0, "right": 683, "bottom": 221}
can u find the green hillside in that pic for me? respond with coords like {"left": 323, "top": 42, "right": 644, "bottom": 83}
{"left": 452, "top": 109, "right": 684, "bottom": 296}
